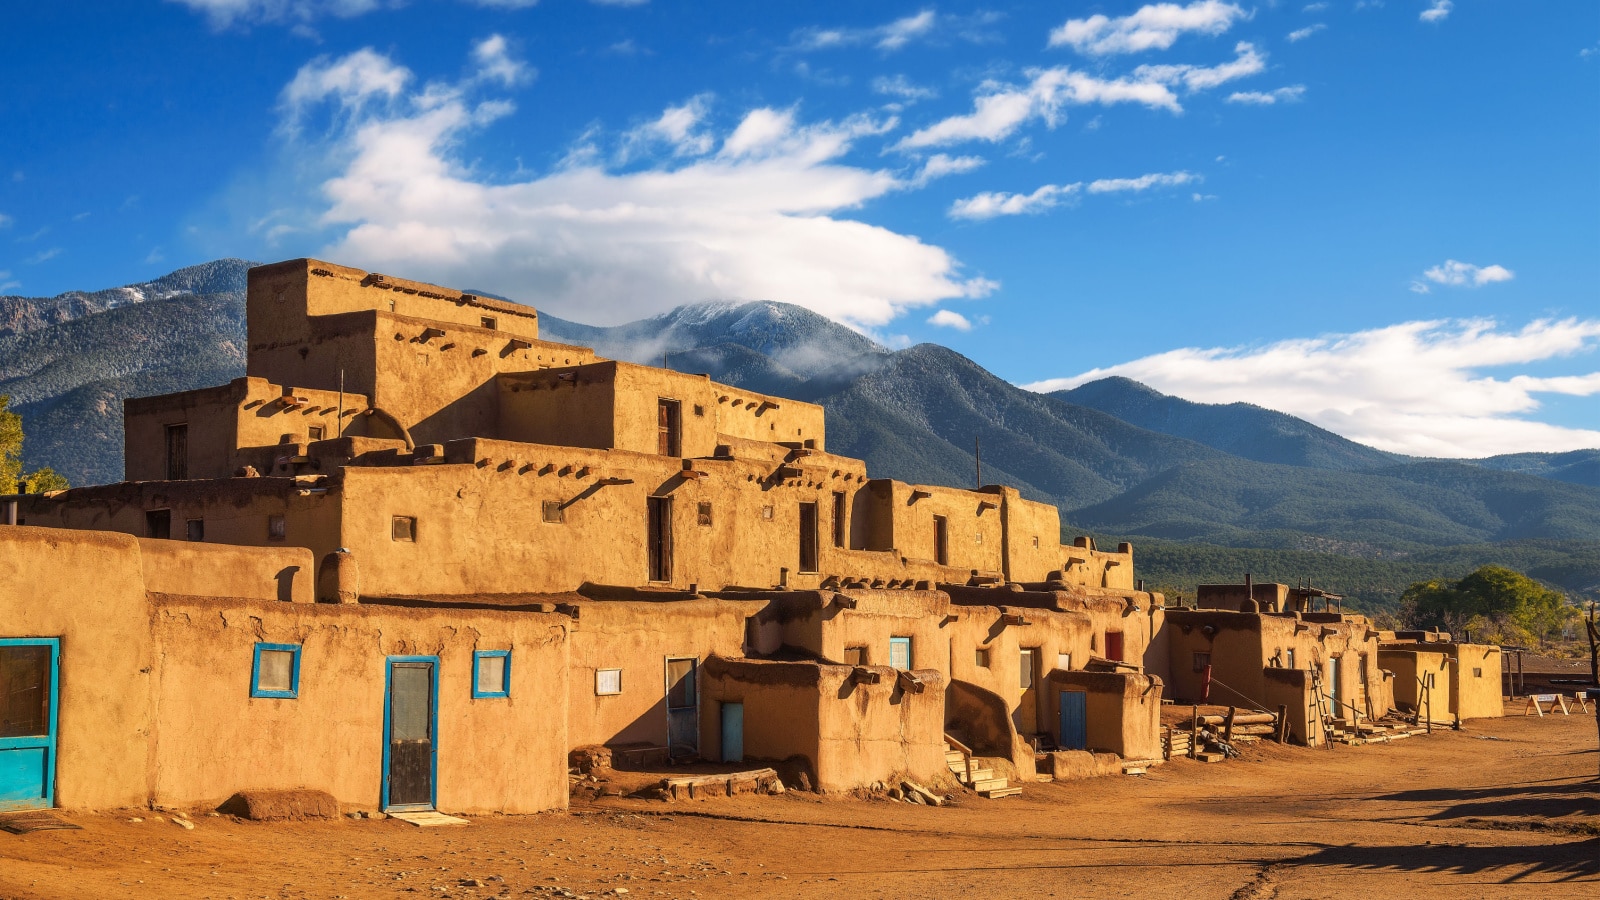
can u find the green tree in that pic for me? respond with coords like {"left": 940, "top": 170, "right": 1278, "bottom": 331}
{"left": 0, "top": 394, "right": 69, "bottom": 495}
{"left": 1400, "top": 565, "right": 1573, "bottom": 645}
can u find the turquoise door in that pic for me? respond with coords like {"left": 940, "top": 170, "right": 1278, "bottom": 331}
{"left": 720, "top": 702, "right": 744, "bottom": 764}
{"left": 0, "top": 639, "right": 60, "bottom": 811}
{"left": 1058, "top": 690, "right": 1087, "bottom": 751}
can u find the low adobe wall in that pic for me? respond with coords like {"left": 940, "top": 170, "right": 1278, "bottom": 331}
{"left": 946, "top": 678, "right": 1036, "bottom": 781}
{"left": 1451, "top": 644, "right": 1503, "bottom": 720}
{"left": 1049, "top": 670, "right": 1163, "bottom": 760}
{"left": 700, "top": 657, "right": 946, "bottom": 793}
{"left": 1263, "top": 668, "right": 1313, "bottom": 745}
{"left": 139, "top": 538, "right": 315, "bottom": 604}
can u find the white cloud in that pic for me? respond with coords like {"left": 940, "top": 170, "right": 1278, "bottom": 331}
{"left": 792, "top": 10, "right": 939, "bottom": 53}
{"left": 1087, "top": 170, "right": 1196, "bottom": 193}
{"left": 1227, "top": 85, "right": 1306, "bottom": 104}
{"left": 928, "top": 309, "right": 973, "bottom": 330}
{"left": 1134, "top": 41, "right": 1266, "bottom": 92}
{"left": 0, "top": 212, "right": 11, "bottom": 229}
{"left": 471, "top": 35, "right": 532, "bottom": 88}
{"left": 1024, "top": 317, "right": 1600, "bottom": 456}
{"left": 27, "top": 248, "right": 62, "bottom": 264}
{"left": 949, "top": 183, "right": 1080, "bottom": 219}
{"left": 872, "top": 75, "right": 937, "bottom": 102}
{"left": 1423, "top": 259, "right": 1515, "bottom": 287}
{"left": 914, "top": 154, "right": 986, "bottom": 185}
{"left": 623, "top": 95, "right": 715, "bottom": 157}
{"left": 1050, "top": 1, "right": 1247, "bottom": 55}
{"left": 1420, "top": 1, "right": 1452, "bottom": 24}
{"left": 280, "top": 47, "right": 411, "bottom": 127}
{"left": 284, "top": 46, "right": 991, "bottom": 329}
{"left": 1287, "top": 24, "right": 1326, "bottom": 42}
{"left": 169, "top": 0, "right": 389, "bottom": 27}
{"left": 896, "top": 67, "right": 1180, "bottom": 149}
{"left": 1303, "top": 3, "right": 1329, "bottom": 11}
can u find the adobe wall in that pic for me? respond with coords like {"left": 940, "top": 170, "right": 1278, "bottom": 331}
{"left": 564, "top": 598, "right": 760, "bottom": 750}
{"left": 1381, "top": 647, "right": 1457, "bottom": 725}
{"left": 497, "top": 365, "right": 619, "bottom": 452}
{"left": 0, "top": 527, "right": 156, "bottom": 809}
{"left": 703, "top": 381, "right": 826, "bottom": 453}
{"left": 875, "top": 481, "right": 1006, "bottom": 574}
{"left": 1060, "top": 537, "right": 1137, "bottom": 591}
{"left": 992, "top": 487, "right": 1062, "bottom": 583}
{"left": 1261, "top": 668, "right": 1314, "bottom": 744}
{"left": 944, "top": 601, "right": 1093, "bottom": 739}
{"left": 1049, "top": 670, "right": 1163, "bottom": 760}
{"left": 148, "top": 595, "right": 570, "bottom": 814}
{"left": 1451, "top": 644, "right": 1503, "bottom": 720}
{"left": 746, "top": 589, "right": 950, "bottom": 670}
{"left": 139, "top": 538, "right": 315, "bottom": 604}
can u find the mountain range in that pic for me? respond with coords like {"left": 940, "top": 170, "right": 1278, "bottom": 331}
{"left": 5, "top": 260, "right": 1598, "bottom": 607}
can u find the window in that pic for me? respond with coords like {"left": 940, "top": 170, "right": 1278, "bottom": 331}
{"left": 480, "top": 316, "right": 497, "bottom": 330}
{"left": 1286, "top": 649, "right": 1297, "bottom": 670}
{"left": 251, "top": 643, "right": 301, "bottom": 699}
{"left": 844, "top": 646, "right": 868, "bottom": 666}
{"left": 933, "top": 515, "right": 949, "bottom": 566}
{"left": 392, "top": 516, "right": 417, "bottom": 542}
{"left": 975, "top": 532, "right": 983, "bottom": 545}
{"left": 832, "top": 492, "right": 846, "bottom": 548}
{"left": 1032, "top": 536, "right": 1040, "bottom": 548}
{"left": 146, "top": 509, "right": 171, "bottom": 540}
{"left": 975, "top": 647, "right": 991, "bottom": 668}
{"left": 595, "top": 668, "right": 623, "bottom": 696}
{"left": 473, "top": 650, "right": 511, "bottom": 699}
{"left": 761, "top": 505, "right": 774, "bottom": 520}
{"left": 542, "top": 500, "right": 565, "bottom": 524}
{"left": 186, "top": 518, "right": 205, "bottom": 542}
{"left": 1473, "top": 667, "right": 1483, "bottom": 678}
{"left": 657, "top": 399, "right": 682, "bottom": 456}
{"left": 267, "top": 514, "right": 287, "bottom": 541}
{"left": 889, "top": 637, "right": 912, "bottom": 671}
{"left": 798, "top": 502, "right": 819, "bottom": 573}
{"left": 1104, "top": 631, "right": 1125, "bottom": 663}
{"left": 1056, "top": 652, "right": 1072, "bottom": 671}
{"left": 697, "top": 502, "right": 713, "bottom": 526}
{"left": 1193, "top": 651, "right": 1211, "bottom": 673}
{"left": 165, "top": 423, "right": 188, "bottom": 481}
{"left": 1020, "top": 648, "right": 1037, "bottom": 690}
{"left": 647, "top": 496, "right": 673, "bottom": 582}
{"left": 693, "top": 404, "right": 704, "bottom": 417}
{"left": 308, "top": 424, "right": 326, "bottom": 441}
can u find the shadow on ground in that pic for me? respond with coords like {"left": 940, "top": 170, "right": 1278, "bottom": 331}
{"left": 1373, "top": 778, "right": 1600, "bottom": 821}
{"left": 1290, "top": 839, "right": 1600, "bottom": 883}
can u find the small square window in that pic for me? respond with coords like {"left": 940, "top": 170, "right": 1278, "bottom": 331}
{"left": 268, "top": 514, "right": 287, "bottom": 541}
{"left": 974, "top": 647, "right": 990, "bottom": 668}
{"left": 481, "top": 316, "right": 497, "bottom": 330}
{"left": 308, "top": 425, "right": 326, "bottom": 441}
{"left": 975, "top": 532, "right": 983, "bottom": 544}
{"left": 844, "top": 646, "right": 868, "bottom": 667}
{"left": 474, "top": 650, "right": 511, "bottom": 698}
{"left": 693, "top": 404, "right": 705, "bottom": 417}
{"left": 542, "top": 500, "right": 565, "bottom": 524}
{"left": 595, "top": 668, "right": 623, "bottom": 696}
{"left": 252, "top": 643, "right": 301, "bottom": 699}
{"left": 1057, "top": 652, "right": 1072, "bottom": 671}
{"left": 697, "top": 502, "right": 713, "bottom": 526}
{"left": 1193, "top": 651, "right": 1211, "bottom": 673}
{"left": 186, "top": 518, "right": 205, "bottom": 542}
{"left": 1473, "top": 667, "right": 1483, "bottom": 678}
{"left": 761, "top": 505, "right": 774, "bottom": 520}
{"left": 1032, "top": 536, "right": 1040, "bottom": 548}
{"left": 392, "top": 516, "right": 417, "bottom": 541}
{"left": 147, "top": 509, "right": 171, "bottom": 540}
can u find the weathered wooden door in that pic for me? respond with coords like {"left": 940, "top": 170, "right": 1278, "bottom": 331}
{"left": 1104, "top": 631, "right": 1125, "bottom": 663}
{"left": 0, "top": 639, "right": 59, "bottom": 811}
{"left": 384, "top": 658, "right": 438, "bottom": 811}
{"left": 1058, "top": 690, "right": 1088, "bottom": 751}
{"left": 798, "top": 502, "right": 819, "bottom": 573}
{"left": 665, "top": 658, "right": 698, "bottom": 760}
{"left": 1016, "top": 648, "right": 1040, "bottom": 734}
{"left": 1328, "top": 656, "right": 1344, "bottom": 716}
{"left": 647, "top": 497, "right": 673, "bottom": 583}
{"left": 720, "top": 702, "right": 743, "bottom": 764}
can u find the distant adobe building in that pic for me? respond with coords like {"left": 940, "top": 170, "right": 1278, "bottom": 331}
{"left": 1, "top": 259, "right": 1166, "bottom": 815}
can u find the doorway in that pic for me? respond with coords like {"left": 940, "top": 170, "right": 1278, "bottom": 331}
{"left": 1058, "top": 690, "right": 1087, "bottom": 751}
{"left": 1328, "top": 655, "right": 1344, "bottom": 717}
{"left": 383, "top": 657, "right": 438, "bottom": 812}
{"left": 933, "top": 515, "right": 948, "bottom": 566}
{"left": 665, "top": 658, "right": 698, "bottom": 760}
{"left": 719, "top": 702, "right": 743, "bottom": 764}
{"left": 0, "top": 639, "right": 59, "bottom": 811}
{"left": 657, "top": 399, "right": 681, "bottom": 456}
{"left": 798, "top": 502, "right": 819, "bottom": 573}
{"left": 1016, "top": 647, "right": 1041, "bottom": 734}
{"left": 1104, "top": 631, "right": 1125, "bottom": 663}
{"left": 647, "top": 497, "right": 673, "bottom": 583}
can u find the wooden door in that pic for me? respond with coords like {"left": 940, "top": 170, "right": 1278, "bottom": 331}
{"left": 385, "top": 658, "right": 437, "bottom": 811}
{"left": 647, "top": 497, "right": 673, "bottom": 583}
{"left": 657, "top": 399, "right": 681, "bottom": 456}
{"left": 165, "top": 423, "right": 188, "bottom": 480}
{"left": 933, "top": 516, "right": 948, "bottom": 566}
{"left": 0, "top": 640, "right": 58, "bottom": 811}
{"left": 1059, "top": 690, "right": 1087, "bottom": 751}
{"left": 665, "top": 658, "right": 698, "bottom": 760}
{"left": 720, "top": 702, "right": 744, "bottom": 764}
{"left": 798, "top": 502, "right": 819, "bottom": 573}
{"left": 1104, "top": 631, "right": 1124, "bottom": 663}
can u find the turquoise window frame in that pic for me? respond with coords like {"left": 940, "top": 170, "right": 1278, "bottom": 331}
{"left": 472, "top": 650, "right": 511, "bottom": 699}
{"left": 250, "top": 643, "right": 301, "bottom": 699}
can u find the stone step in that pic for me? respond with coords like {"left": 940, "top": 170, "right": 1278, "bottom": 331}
{"left": 971, "top": 777, "right": 1009, "bottom": 792}
{"left": 980, "top": 786, "right": 1023, "bottom": 799}
{"left": 944, "top": 751, "right": 965, "bottom": 764}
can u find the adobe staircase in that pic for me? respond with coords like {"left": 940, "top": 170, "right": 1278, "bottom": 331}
{"left": 944, "top": 739, "right": 1022, "bottom": 799}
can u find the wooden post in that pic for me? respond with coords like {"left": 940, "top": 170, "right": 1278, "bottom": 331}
{"left": 1276, "top": 704, "right": 1288, "bottom": 744}
{"left": 1190, "top": 705, "right": 1199, "bottom": 759}
{"left": 1425, "top": 676, "right": 1433, "bottom": 735}
{"left": 1224, "top": 707, "right": 1236, "bottom": 744}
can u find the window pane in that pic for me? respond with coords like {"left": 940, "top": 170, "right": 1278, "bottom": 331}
{"left": 390, "top": 665, "right": 432, "bottom": 741}
{"left": 477, "top": 655, "right": 507, "bottom": 695}
{"left": 1019, "top": 649, "right": 1034, "bottom": 689}
{"left": 0, "top": 645, "right": 51, "bottom": 739}
{"left": 257, "top": 650, "right": 295, "bottom": 693}
{"left": 889, "top": 638, "right": 911, "bottom": 671}
{"left": 666, "top": 659, "right": 696, "bottom": 708}
{"left": 596, "top": 668, "right": 622, "bottom": 695}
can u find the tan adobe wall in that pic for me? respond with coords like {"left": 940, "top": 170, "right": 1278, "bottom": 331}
{"left": 1451, "top": 644, "right": 1503, "bottom": 719}
{"left": 1060, "top": 538, "right": 1136, "bottom": 591}
{"left": 706, "top": 382, "right": 826, "bottom": 452}
{"left": 1381, "top": 648, "right": 1454, "bottom": 725}
{"left": 700, "top": 657, "right": 947, "bottom": 793}
{"left": 148, "top": 594, "right": 570, "bottom": 815}
{"left": 1262, "top": 668, "right": 1314, "bottom": 744}
{"left": 139, "top": 538, "right": 315, "bottom": 604}
{"left": 946, "top": 603, "right": 1094, "bottom": 739}
{"left": 1196, "top": 583, "right": 1292, "bottom": 612}
{"left": 746, "top": 589, "right": 951, "bottom": 671}
{"left": 564, "top": 598, "right": 760, "bottom": 750}
{"left": 993, "top": 488, "right": 1062, "bottom": 582}
{"left": 0, "top": 527, "right": 156, "bottom": 808}
{"left": 1049, "top": 670, "right": 1163, "bottom": 759}
{"left": 876, "top": 481, "right": 1006, "bottom": 574}
{"left": 497, "top": 364, "right": 619, "bottom": 451}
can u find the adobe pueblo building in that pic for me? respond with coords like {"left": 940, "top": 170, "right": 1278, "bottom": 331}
{"left": 1, "top": 259, "right": 1169, "bottom": 815}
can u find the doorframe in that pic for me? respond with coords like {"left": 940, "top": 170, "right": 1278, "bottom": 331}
{"left": 663, "top": 655, "right": 699, "bottom": 759}
{"left": 0, "top": 638, "right": 61, "bottom": 812}
{"left": 381, "top": 655, "right": 440, "bottom": 813}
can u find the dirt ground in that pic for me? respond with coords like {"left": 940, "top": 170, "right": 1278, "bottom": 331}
{"left": 1, "top": 703, "right": 1595, "bottom": 900}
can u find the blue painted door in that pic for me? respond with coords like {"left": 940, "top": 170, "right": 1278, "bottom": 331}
{"left": 0, "top": 639, "right": 59, "bottom": 811}
{"left": 889, "top": 637, "right": 912, "bottom": 670}
{"left": 720, "top": 702, "right": 744, "bottom": 764}
{"left": 384, "top": 657, "right": 438, "bottom": 811}
{"left": 1058, "top": 690, "right": 1087, "bottom": 751}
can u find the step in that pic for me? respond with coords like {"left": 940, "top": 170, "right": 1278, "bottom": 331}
{"left": 979, "top": 787, "right": 1023, "bottom": 799}
{"left": 970, "top": 777, "right": 1010, "bottom": 792}
{"left": 949, "top": 767, "right": 994, "bottom": 783}
{"left": 1122, "top": 766, "right": 1147, "bottom": 776}
{"left": 1195, "top": 751, "right": 1226, "bottom": 763}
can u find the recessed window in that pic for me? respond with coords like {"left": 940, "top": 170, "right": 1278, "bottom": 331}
{"left": 542, "top": 500, "right": 565, "bottom": 524}
{"left": 1057, "top": 652, "right": 1072, "bottom": 671}
{"left": 844, "top": 646, "right": 868, "bottom": 666}
{"left": 1032, "top": 536, "right": 1040, "bottom": 548}
{"left": 975, "top": 532, "right": 983, "bottom": 544}
{"left": 1020, "top": 648, "right": 1036, "bottom": 689}
{"left": 761, "top": 505, "right": 774, "bottom": 520}
{"left": 473, "top": 650, "right": 511, "bottom": 699}
{"left": 693, "top": 404, "right": 704, "bottom": 417}
{"left": 1286, "top": 649, "right": 1297, "bottom": 670}
{"left": 267, "top": 514, "right": 287, "bottom": 541}
{"left": 889, "top": 637, "right": 912, "bottom": 671}
{"left": 308, "top": 424, "right": 326, "bottom": 441}
{"left": 697, "top": 502, "right": 713, "bottom": 526}
{"left": 1193, "top": 651, "right": 1211, "bottom": 673}
{"left": 1473, "top": 667, "right": 1483, "bottom": 678}
{"left": 252, "top": 643, "right": 301, "bottom": 699}
{"left": 146, "top": 509, "right": 171, "bottom": 540}
{"left": 595, "top": 668, "right": 623, "bottom": 696}
{"left": 186, "top": 518, "right": 205, "bottom": 542}
{"left": 481, "top": 316, "right": 497, "bottom": 330}
{"left": 392, "top": 515, "right": 417, "bottom": 542}
{"left": 975, "top": 647, "right": 990, "bottom": 668}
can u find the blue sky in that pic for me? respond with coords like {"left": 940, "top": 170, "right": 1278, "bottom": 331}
{"left": 2, "top": 1, "right": 1597, "bottom": 457}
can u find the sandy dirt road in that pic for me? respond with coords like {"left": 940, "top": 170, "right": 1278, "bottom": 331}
{"left": 0, "top": 704, "right": 1594, "bottom": 900}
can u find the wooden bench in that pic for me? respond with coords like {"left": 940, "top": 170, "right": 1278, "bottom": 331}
{"left": 1522, "top": 693, "right": 1570, "bottom": 716}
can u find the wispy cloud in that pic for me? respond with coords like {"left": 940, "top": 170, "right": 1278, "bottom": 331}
{"left": 1287, "top": 23, "right": 1326, "bottom": 42}
{"left": 27, "top": 248, "right": 62, "bottom": 264}
{"left": 1050, "top": 1, "right": 1247, "bottom": 55}
{"left": 896, "top": 67, "right": 1181, "bottom": 149}
{"left": 949, "top": 183, "right": 1080, "bottom": 220}
{"left": 0, "top": 212, "right": 11, "bottom": 229}
{"left": 1024, "top": 317, "right": 1600, "bottom": 456}
{"left": 470, "top": 34, "right": 533, "bottom": 87}
{"left": 914, "top": 154, "right": 985, "bottom": 185}
{"left": 927, "top": 309, "right": 973, "bottom": 330}
{"left": 792, "top": 10, "right": 938, "bottom": 53}
{"left": 872, "top": 74, "right": 937, "bottom": 102}
{"left": 622, "top": 94, "right": 715, "bottom": 157}
{"left": 1410, "top": 259, "right": 1514, "bottom": 293}
{"left": 279, "top": 46, "right": 411, "bottom": 129}
{"left": 1227, "top": 85, "right": 1306, "bottom": 104}
{"left": 1420, "top": 1, "right": 1452, "bottom": 24}
{"left": 283, "top": 45, "right": 992, "bottom": 329}
{"left": 0, "top": 271, "right": 18, "bottom": 292}
{"left": 1133, "top": 41, "right": 1266, "bottom": 91}
{"left": 171, "top": 0, "right": 545, "bottom": 27}
{"left": 1088, "top": 170, "right": 1197, "bottom": 193}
